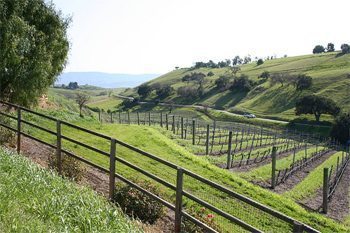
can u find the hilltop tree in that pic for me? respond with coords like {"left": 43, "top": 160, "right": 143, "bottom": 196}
{"left": 137, "top": 84, "right": 152, "bottom": 99}
{"left": 256, "top": 59, "right": 264, "bottom": 66}
{"left": 0, "top": 0, "right": 70, "bottom": 107}
{"left": 68, "top": 82, "right": 79, "bottom": 90}
{"left": 330, "top": 112, "right": 350, "bottom": 144}
{"left": 295, "top": 95, "right": 340, "bottom": 122}
{"left": 243, "top": 55, "right": 252, "bottom": 64}
{"left": 313, "top": 45, "right": 325, "bottom": 54}
{"left": 76, "top": 92, "right": 90, "bottom": 117}
{"left": 341, "top": 44, "right": 350, "bottom": 54}
{"left": 232, "top": 56, "right": 243, "bottom": 66}
{"left": 327, "top": 43, "right": 335, "bottom": 52}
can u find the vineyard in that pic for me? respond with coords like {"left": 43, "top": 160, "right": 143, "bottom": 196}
{"left": 100, "top": 110, "right": 350, "bottom": 219}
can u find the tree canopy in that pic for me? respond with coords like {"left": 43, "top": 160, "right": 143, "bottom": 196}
{"left": 0, "top": 0, "right": 70, "bottom": 107}
{"left": 295, "top": 95, "right": 340, "bottom": 122}
{"left": 330, "top": 113, "right": 350, "bottom": 144}
{"left": 313, "top": 45, "right": 325, "bottom": 54}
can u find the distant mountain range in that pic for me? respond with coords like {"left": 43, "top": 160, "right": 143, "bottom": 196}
{"left": 55, "top": 72, "right": 160, "bottom": 88}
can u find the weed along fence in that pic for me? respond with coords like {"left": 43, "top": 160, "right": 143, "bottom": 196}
{"left": 0, "top": 101, "right": 321, "bottom": 233}
{"left": 99, "top": 110, "right": 334, "bottom": 170}
{"left": 322, "top": 149, "right": 350, "bottom": 214}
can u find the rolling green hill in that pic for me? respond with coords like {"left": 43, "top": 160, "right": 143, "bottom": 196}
{"left": 124, "top": 52, "right": 350, "bottom": 122}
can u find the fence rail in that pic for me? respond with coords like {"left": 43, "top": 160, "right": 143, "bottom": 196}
{"left": 0, "top": 100, "right": 320, "bottom": 233}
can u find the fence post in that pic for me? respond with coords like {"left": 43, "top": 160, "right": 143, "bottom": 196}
{"left": 17, "top": 108, "right": 21, "bottom": 154}
{"left": 226, "top": 131, "right": 233, "bottom": 169}
{"left": 166, "top": 114, "right": 169, "bottom": 130}
{"left": 322, "top": 167, "right": 329, "bottom": 214}
{"left": 174, "top": 168, "right": 184, "bottom": 233}
{"left": 127, "top": 111, "right": 130, "bottom": 124}
{"left": 271, "top": 146, "right": 277, "bottom": 189}
{"left": 137, "top": 112, "right": 140, "bottom": 125}
{"left": 118, "top": 112, "right": 121, "bottom": 124}
{"left": 192, "top": 119, "right": 196, "bottom": 145}
{"left": 99, "top": 110, "right": 101, "bottom": 122}
{"left": 181, "top": 117, "right": 184, "bottom": 139}
{"left": 206, "top": 124, "right": 210, "bottom": 155}
{"left": 110, "top": 112, "right": 113, "bottom": 123}
{"left": 293, "top": 221, "right": 304, "bottom": 233}
{"left": 160, "top": 112, "right": 163, "bottom": 127}
{"left": 109, "top": 139, "right": 117, "bottom": 200}
{"left": 148, "top": 112, "right": 151, "bottom": 126}
{"left": 56, "top": 120, "right": 62, "bottom": 175}
{"left": 172, "top": 115, "right": 175, "bottom": 134}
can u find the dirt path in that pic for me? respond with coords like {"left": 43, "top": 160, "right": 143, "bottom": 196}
{"left": 301, "top": 162, "right": 350, "bottom": 221}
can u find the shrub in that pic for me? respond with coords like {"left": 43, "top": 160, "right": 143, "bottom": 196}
{"left": 182, "top": 207, "right": 218, "bottom": 233}
{"left": 215, "top": 75, "right": 230, "bottom": 90}
{"left": 256, "top": 59, "right": 264, "bottom": 66}
{"left": 258, "top": 71, "right": 270, "bottom": 79}
{"left": 48, "top": 153, "right": 84, "bottom": 181}
{"left": 313, "top": 45, "right": 325, "bottom": 54}
{"left": 137, "top": 84, "right": 152, "bottom": 98}
{"left": 330, "top": 112, "right": 350, "bottom": 144}
{"left": 207, "top": 71, "right": 215, "bottom": 76}
{"left": 0, "top": 115, "right": 15, "bottom": 147}
{"left": 113, "top": 181, "right": 165, "bottom": 224}
{"left": 155, "top": 85, "right": 174, "bottom": 99}
{"left": 177, "top": 86, "right": 198, "bottom": 99}
{"left": 230, "top": 74, "right": 253, "bottom": 92}
{"left": 295, "top": 74, "right": 312, "bottom": 90}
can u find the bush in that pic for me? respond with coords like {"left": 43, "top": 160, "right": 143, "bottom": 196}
{"left": 230, "top": 74, "right": 253, "bottom": 92}
{"left": 331, "top": 113, "right": 350, "bottom": 144}
{"left": 113, "top": 181, "right": 165, "bottom": 224}
{"left": 341, "top": 43, "right": 350, "bottom": 54}
{"left": 137, "top": 84, "right": 152, "bottom": 99}
{"left": 215, "top": 75, "right": 230, "bottom": 90}
{"left": 177, "top": 86, "right": 198, "bottom": 99}
{"left": 182, "top": 207, "right": 218, "bottom": 233}
{"left": 48, "top": 153, "right": 84, "bottom": 181}
{"left": 295, "top": 74, "right": 312, "bottom": 90}
{"left": 207, "top": 71, "right": 214, "bottom": 76}
{"left": 256, "top": 59, "right": 264, "bottom": 66}
{"left": 0, "top": 116, "right": 15, "bottom": 147}
{"left": 155, "top": 85, "right": 174, "bottom": 99}
{"left": 313, "top": 45, "right": 325, "bottom": 54}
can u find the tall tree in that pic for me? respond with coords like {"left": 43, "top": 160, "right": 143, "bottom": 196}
{"left": 0, "top": 0, "right": 70, "bottom": 107}
{"left": 295, "top": 95, "right": 340, "bottom": 122}
{"left": 327, "top": 43, "right": 335, "bottom": 52}
{"left": 313, "top": 45, "right": 325, "bottom": 54}
{"left": 75, "top": 92, "right": 90, "bottom": 117}
{"left": 341, "top": 44, "right": 350, "bottom": 54}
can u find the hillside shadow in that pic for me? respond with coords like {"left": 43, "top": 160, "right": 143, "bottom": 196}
{"left": 214, "top": 91, "right": 247, "bottom": 108}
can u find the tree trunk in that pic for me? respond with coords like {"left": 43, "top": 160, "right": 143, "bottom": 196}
{"left": 315, "top": 113, "right": 321, "bottom": 122}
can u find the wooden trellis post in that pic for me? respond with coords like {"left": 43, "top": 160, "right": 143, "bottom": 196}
{"left": 226, "top": 131, "right": 233, "bottom": 169}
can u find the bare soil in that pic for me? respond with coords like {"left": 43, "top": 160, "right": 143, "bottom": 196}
{"left": 12, "top": 136, "right": 174, "bottom": 233}
{"left": 301, "top": 162, "right": 350, "bottom": 221}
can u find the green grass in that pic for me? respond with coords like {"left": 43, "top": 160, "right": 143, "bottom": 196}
{"left": 0, "top": 147, "right": 141, "bottom": 233}
{"left": 14, "top": 108, "right": 349, "bottom": 232}
{"left": 124, "top": 52, "right": 350, "bottom": 122}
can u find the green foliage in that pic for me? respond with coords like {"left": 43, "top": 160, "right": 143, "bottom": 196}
{"left": 341, "top": 43, "right": 350, "bottom": 54}
{"left": 155, "top": 84, "right": 174, "bottom": 99}
{"left": 215, "top": 75, "right": 231, "bottom": 90}
{"left": 48, "top": 153, "right": 85, "bottom": 181}
{"left": 230, "top": 74, "right": 253, "bottom": 92}
{"left": 327, "top": 43, "right": 335, "bottom": 52}
{"left": 330, "top": 112, "right": 350, "bottom": 144}
{"left": 207, "top": 71, "right": 215, "bottom": 76}
{"left": 295, "top": 74, "right": 312, "bottom": 90}
{"left": 181, "top": 72, "right": 206, "bottom": 84}
{"left": 0, "top": 0, "right": 70, "bottom": 107}
{"left": 137, "top": 84, "right": 152, "bottom": 99}
{"left": 0, "top": 116, "right": 15, "bottom": 146}
{"left": 177, "top": 86, "right": 198, "bottom": 99}
{"left": 113, "top": 181, "right": 165, "bottom": 224}
{"left": 258, "top": 71, "right": 270, "bottom": 79}
{"left": 256, "top": 59, "right": 264, "bottom": 66}
{"left": 313, "top": 45, "right": 325, "bottom": 54}
{"left": 295, "top": 95, "right": 340, "bottom": 122}
{"left": 0, "top": 148, "right": 141, "bottom": 232}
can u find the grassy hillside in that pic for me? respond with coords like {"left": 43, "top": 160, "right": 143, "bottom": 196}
{"left": 124, "top": 52, "right": 350, "bottom": 122}
{"left": 16, "top": 106, "right": 349, "bottom": 232}
{"left": 0, "top": 147, "right": 141, "bottom": 233}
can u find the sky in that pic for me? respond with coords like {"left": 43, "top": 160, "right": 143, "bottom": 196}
{"left": 51, "top": 0, "right": 350, "bottom": 74}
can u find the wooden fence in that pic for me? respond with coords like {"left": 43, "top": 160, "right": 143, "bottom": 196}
{"left": 0, "top": 101, "right": 320, "bottom": 233}
{"left": 322, "top": 149, "right": 350, "bottom": 214}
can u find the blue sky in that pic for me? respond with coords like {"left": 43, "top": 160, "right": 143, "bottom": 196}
{"left": 51, "top": 0, "right": 350, "bottom": 74}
